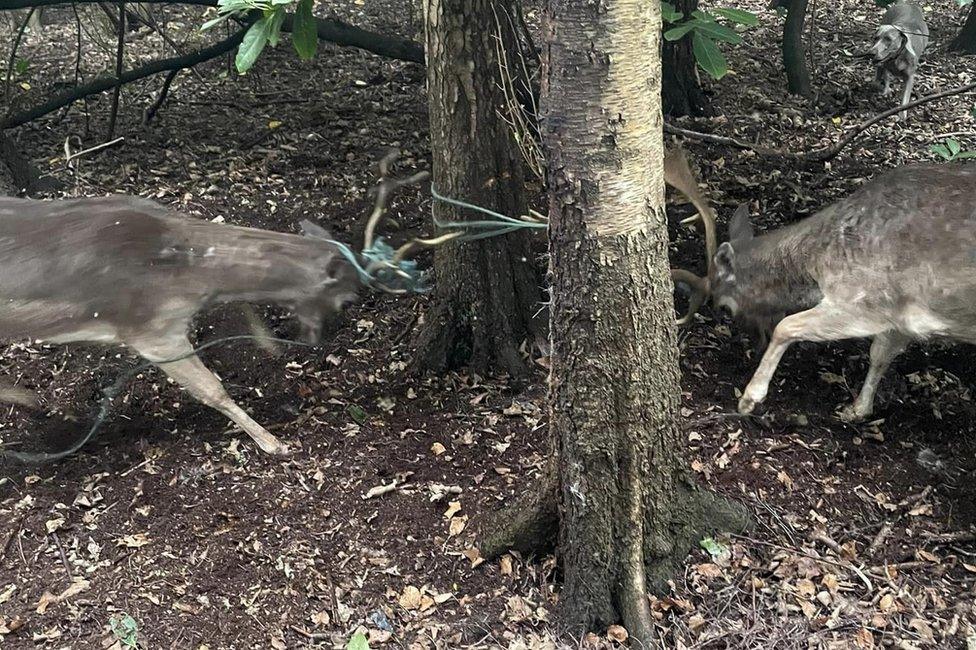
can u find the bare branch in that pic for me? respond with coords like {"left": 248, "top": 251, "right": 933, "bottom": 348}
{"left": 665, "top": 80, "right": 976, "bottom": 163}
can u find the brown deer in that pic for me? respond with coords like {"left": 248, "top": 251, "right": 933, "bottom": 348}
{"left": 667, "top": 149, "right": 976, "bottom": 421}
{"left": 0, "top": 155, "right": 427, "bottom": 456}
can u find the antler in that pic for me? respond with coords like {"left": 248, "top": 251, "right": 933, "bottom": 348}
{"left": 664, "top": 147, "right": 718, "bottom": 325}
{"left": 363, "top": 151, "right": 432, "bottom": 252}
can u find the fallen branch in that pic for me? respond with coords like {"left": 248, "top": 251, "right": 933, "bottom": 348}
{"left": 666, "top": 80, "right": 976, "bottom": 163}
{"left": 2, "top": 25, "right": 249, "bottom": 129}
{"left": 0, "top": 0, "right": 424, "bottom": 63}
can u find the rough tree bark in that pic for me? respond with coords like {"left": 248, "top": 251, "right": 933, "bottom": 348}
{"left": 412, "top": 0, "right": 543, "bottom": 377}
{"left": 783, "top": 0, "right": 811, "bottom": 96}
{"left": 662, "top": 0, "right": 711, "bottom": 116}
{"left": 482, "top": 0, "right": 749, "bottom": 644}
{"left": 950, "top": 3, "right": 976, "bottom": 54}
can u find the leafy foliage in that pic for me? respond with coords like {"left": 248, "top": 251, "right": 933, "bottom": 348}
{"left": 661, "top": 5, "right": 758, "bottom": 80}
{"left": 201, "top": 0, "right": 318, "bottom": 73}
{"left": 929, "top": 138, "right": 976, "bottom": 161}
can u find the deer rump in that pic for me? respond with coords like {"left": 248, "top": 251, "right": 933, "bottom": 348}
{"left": 0, "top": 195, "right": 360, "bottom": 456}
{"left": 672, "top": 161, "right": 976, "bottom": 421}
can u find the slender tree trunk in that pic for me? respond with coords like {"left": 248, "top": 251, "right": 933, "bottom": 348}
{"left": 783, "top": 0, "right": 811, "bottom": 96}
{"left": 950, "top": 3, "right": 976, "bottom": 54}
{"left": 482, "top": 0, "right": 751, "bottom": 644}
{"left": 413, "top": 0, "right": 544, "bottom": 378}
{"left": 662, "top": 0, "right": 711, "bottom": 116}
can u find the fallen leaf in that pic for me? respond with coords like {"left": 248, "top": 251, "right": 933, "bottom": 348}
{"left": 443, "top": 501, "right": 462, "bottom": 520}
{"left": 607, "top": 624, "right": 628, "bottom": 643}
{"left": 363, "top": 482, "right": 397, "bottom": 500}
{"left": 430, "top": 442, "right": 446, "bottom": 456}
{"left": 448, "top": 515, "right": 467, "bottom": 537}
{"left": 462, "top": 547, "right": 484, "bottom": 568}
{"left": 500, "top": 555, "right": 513, "bottom": 575}
{"left": 118, "top": 533, "right": 151, "bottom": 548}
{"left": 398, "top": 586, "right": 423, "bottom": 611}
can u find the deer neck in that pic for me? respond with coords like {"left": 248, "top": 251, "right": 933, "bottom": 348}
{"left": 176, "top": 222, "right": 336, "bottom": 304}
{"left": 736, "top": 224, "right": 824, "bottom": 319}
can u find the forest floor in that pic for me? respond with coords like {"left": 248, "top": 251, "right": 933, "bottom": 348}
{"left": 1, "top": 0, "right": 975, "bottom": 648}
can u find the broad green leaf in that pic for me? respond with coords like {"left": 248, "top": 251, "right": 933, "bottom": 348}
{"left": 692, "top": 31, "right": 728, "bottom": 79}
{"left": 236, "top": 16, "right": 272, "bottom": 73}
{"left": 347, "top": 633, "right": 370, "bottom": 650}
{"left": 691, "top": 18, "right": 743, "bottom": 44}
{"left": 947, "top": 138, "right": 962, "bottom": 157}
{"left": 266, "top": 7, "right": 286, "bottom": 47}
{"left": 929, "top": 143, "right": 951, "bottom": 160}
{"left": 663, "top": 23, "right": 695, "bottom": 41}
{"left": 292, "top": 0, "right": 318, "bottom": 60}
{"left": 711, "top": 7, "right": 759, "bottom": 27}
{"left": 661, "top": 2, "right": 684, "bottom": 23}
{"left": 201, "top": 13, "right": 232, "bottom": 30}
{"left": 956, "top": 151, "right": 976, "bottom": 159}
{"left": 690, "top": 9, "right": 712, "bottom": 21}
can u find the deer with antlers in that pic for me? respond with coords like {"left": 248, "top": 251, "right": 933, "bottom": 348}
{"left": 0, "top": 153, "right": 428, "bottom": 456}
{"left": 667, "top": 149, "right": 976, "bottom": 421}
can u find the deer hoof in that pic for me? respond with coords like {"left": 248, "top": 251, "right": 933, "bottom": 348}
{"left": 838, "top": 404, "right": 868, "bottom": 424}
{"left": 738, "top": 395, "right": 757, "bottom": 415}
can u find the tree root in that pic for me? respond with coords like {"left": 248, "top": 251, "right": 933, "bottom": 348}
{"left": 479, "top": 463, "right": 558, "bottom": 559}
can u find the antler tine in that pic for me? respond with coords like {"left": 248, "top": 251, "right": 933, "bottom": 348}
{"left": 663, "top": 147, "right": 718, "bottom": 270}
{"left": 670, "top": 269, "right": 709, "bottom": 326}
{"left": 362, "top": 151, "right": 431, "bottom": 250}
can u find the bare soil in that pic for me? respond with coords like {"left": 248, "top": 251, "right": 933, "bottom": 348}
{"left": 1, "top": 1, "right": 975, "bottom": 648}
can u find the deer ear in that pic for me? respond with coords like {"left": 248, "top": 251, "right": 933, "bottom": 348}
{"left": 715, "top": 242, "right": 736, "bottom": 282}
{"left": 300, "top": 219, "right": 332, "bottom": 240}
{"left": 729, "top": 203, "right": 754, "bottom": 242}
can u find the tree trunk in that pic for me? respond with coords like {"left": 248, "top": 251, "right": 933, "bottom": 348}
{"left": 662, "top": 0, "right": 711, "bottom": 116}
{"left": 504, "top": 0, "right": 746, "bottom": 644}
{"left": 950, "top": 3, "right": 976, "bottom": 54}
{"left": 783, "top": 0, "right": 811, "bottom": 96}
{"left": 413, "top": 0, "right": 544, "bottom": 377}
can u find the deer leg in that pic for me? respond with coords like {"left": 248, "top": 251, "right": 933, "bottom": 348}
{"left": 130, "top": 337, "right": 290, "bottom": 455}
{"left": 738, "top": 303, "right": 887, "bottom": 415}
{"left": 839, "top": 331, "right": 910, "bottom": 423}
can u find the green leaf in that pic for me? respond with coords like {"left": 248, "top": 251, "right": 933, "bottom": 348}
{"left": 711, "top": 7, "right": 759, "bottom": 27}
{"left": 661, "top": 2, "right": 684, "bottom": 23}
{"left": 929, "top": 143, "right": 952, "bottom": 160}
{"left": 956, "top": 151, "right": 976, "bottom": 159}
{"left": 692, "top": 31, "right": 728, "bottom": 79}
{"left": 292, "top": 0, "right": 318, "bottom": 60}
{"left": 347, "top": 404, "right": 367, "bottom": 425}
{"left": 266, "top": 7, "right": 286, "bottom": 47}
{"left": 347, "top": 633, "right": 370, "bottom": 650}
{"left": 201, "top": 13, "right": 232, "bottom": 30}
{"left": 699, "top": 537, "right": 730, "bottom": 561}
{"left": 236, "top": 17, "right": 272, "bottom": 73}
{"left": 690, "top": 18, "right": 743, "bottom": 44}
{"left": 663, "top": 23, "right": 695, "bottom": 41}
{"left": 947, "top": 138, "right": 962, "bottom": 157}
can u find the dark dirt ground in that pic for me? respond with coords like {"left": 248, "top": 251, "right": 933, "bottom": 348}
{"left": 1, "top": 0, "right": 976, "bottom": 648}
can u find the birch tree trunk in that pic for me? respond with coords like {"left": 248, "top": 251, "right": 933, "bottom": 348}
{"left": 482, "top": 0, "right": 749, "bottom": 644}
{"left": 414, "top": 0, "right": 544, "bottom": 377}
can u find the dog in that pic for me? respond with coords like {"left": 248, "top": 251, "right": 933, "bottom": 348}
{"left": 869, "top": 2, "right": 929, "bottom": 121}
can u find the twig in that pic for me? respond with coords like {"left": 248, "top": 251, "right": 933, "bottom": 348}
{"left": 64, "top": 136, "right": 124, "bottom": 164}
{"left": 288, "top": 626, "right": 329, "bottom": 641}
{"left": 142, "top": 68, "right": 179, "bottom": 125}
{"left": 731, "top": 533, "right": 873, "bottom": 592}
{"left": 666, "top": 80, "right": 976, "bottom": 163}
{"left": 50, "top": 532, "right": 73, "bottom": 578}
{"left": 866, "top": 521, "right": 893, "bottom": 557}
{"left": 3, "top": 5, "right": 36, "bottom": 102}
{"left": 107, "top": 1, "right": 126, "bottom": 138}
